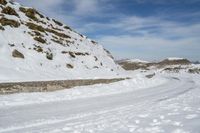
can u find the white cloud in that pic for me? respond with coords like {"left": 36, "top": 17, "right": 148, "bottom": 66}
{"left": 73, "top": 0, "right": 99, "bottom": 15}
{"left": 16, "top": 0, "right": 64, "bottom": 12}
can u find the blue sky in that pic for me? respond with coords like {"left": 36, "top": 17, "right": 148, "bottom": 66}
{"left": 16, "top": 0, "right": 200, "bottom": 61}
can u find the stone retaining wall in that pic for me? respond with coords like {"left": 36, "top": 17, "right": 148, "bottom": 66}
{"left": 0, "top": 78, "right": 125, "bottom": 94}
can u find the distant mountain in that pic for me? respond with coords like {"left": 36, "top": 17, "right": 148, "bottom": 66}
{"left": 117, "top": 59, "right": 149, "bottom": 71}
{"left": 158, "top": 58, "right": 191, "bottom": 66}
{"left": 117, "top": 57, "right": 200, "bottom": 74}
{"left": 0, "top": 0, "right": 122, "bottom": 82}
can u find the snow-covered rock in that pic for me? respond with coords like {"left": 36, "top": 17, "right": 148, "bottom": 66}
{"left": 0, "top": 0, "right": 123, "bottom": 82}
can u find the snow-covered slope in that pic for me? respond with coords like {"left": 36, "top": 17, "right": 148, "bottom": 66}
{"left": 0, "top": 0, "right": 123, "bottom": 82}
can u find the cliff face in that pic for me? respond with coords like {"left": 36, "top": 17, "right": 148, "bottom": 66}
{"left": 0, "top": 0, "right": 122, "bottom": 82}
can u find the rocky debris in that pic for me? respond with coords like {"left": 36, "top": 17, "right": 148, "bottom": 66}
{"left": 1, "top": 6, "right": 18, "bottom": 16}
{"left": 12, "top": 49, "right": 24, "bottom": 59}
{"left": 0, "top": 25, "right": 4, "bottom": 30}
{"left": 34, "top": 36, "right": 46, "bottom": 44}
{"left": 66, "top": 63, "right": 74, "bottom": 69}
{"left": 188, "top": 68, "right": 200, "bottom": 74}
{"left": 19, "top": 7, "right": 44, "bottom": 21}
{"left": 46, "top": 28, "right": 71, "bottom": 39}
{"left": 62, "top": 51, "right": 89, "bottom": 56}
{"left": 26, "top": 22, "right": 45, "bottom": 32}
{"left": 0, "top": 17, "right": 20, "bottom": 27}
{"left": 46, "top": 52, "right": 53, "bottom": 60}
{"left": 162, "top": 67, "right": 183, "bottom": 73}
{"left": 26, "top": 22, "right": 71, "bottom": 39}
{"left": 146, "top": 73, "right": 155, "bottom": 78}
{"left": 52, "top": 19, "right": 63, "bottom": 26}
{"left": 33, "top": 45, "right": 43, "bottom": 53}
{"left": 69, "top": 51, "right": 76, "bottom": 58}
{"left": 0, "top": 0, "right": 7, "bottom": 5}
{"left": 64, "top": 25, "right": 71, "bottom": 30}
{"left": 104, "top": 48, "right": 114, "bottom": 59}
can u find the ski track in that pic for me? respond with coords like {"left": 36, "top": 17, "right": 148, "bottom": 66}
{"left": 0, "top": 74, "right": 200, "bottom": 133}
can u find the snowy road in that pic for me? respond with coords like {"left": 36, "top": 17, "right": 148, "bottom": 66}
{"left": 0, "top": 74, "right": 200, "bottom": 133}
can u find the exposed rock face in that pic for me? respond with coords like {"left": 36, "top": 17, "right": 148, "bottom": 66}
{"left": 66, "top": 64, "right": 74, "bottom": 69}
{"left": 0, "top": 17, "right": 20, "bottom": 27}
{"left": 1, "top": 6, "right": 19, "bottom": 16}
{"left": 0, "top": 0, "right": 7, "bottom": 5}
{"left": 12, "top": 49, "right": 24, "bottom": 59}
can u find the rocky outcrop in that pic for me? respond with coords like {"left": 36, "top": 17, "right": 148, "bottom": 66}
{"left": 0, "top": 78, "right": 125, "bottom": 94}
{"left": 12, "top": 49, "right": 24, "bottom": 59}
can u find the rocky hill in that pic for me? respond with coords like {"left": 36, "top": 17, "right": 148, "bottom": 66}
{"left": 117, "top": 59, "right": 149, "bottom": 71}
{"left": 117, "top": 58, "right": 200, "bottom": 74}
{"left": 0, "top": 0, "right": 122, "bottom": 82}
{"left": 158, "top": 58, "right": 191, "bottom": 66}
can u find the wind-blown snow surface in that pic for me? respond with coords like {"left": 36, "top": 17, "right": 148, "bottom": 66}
{"left": 0, "top": 1, "right": 123, "bottom": 82}
{"left": 0, "top": 72, "right": 200, "bottom": 133}
{"left": 167, "top": 57, "right": 185, "bottom": 61}
{"left": 127, "top": 59, "right": 149, "bottom": 63}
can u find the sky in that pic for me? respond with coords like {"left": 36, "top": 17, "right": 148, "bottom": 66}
{"left": 16, "top": 0, "right": 200, "bottom": 61}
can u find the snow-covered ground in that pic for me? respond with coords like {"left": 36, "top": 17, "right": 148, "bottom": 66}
{"left": 0, "top": 72, "right": 199, "bottom": 133}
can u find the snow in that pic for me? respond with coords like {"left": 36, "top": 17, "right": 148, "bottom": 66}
{"left": 166, "top": 57, "right": 185, "bottom": 61}
{"left": 0, "top": 72, "right": 200, "bottom": 133}
{"left": 127, "top": 59, "right": 149, "bottom": 63}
